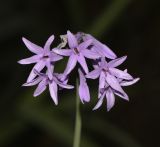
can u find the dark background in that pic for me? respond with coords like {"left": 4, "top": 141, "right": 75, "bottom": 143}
{"left": 0, "top": 0, "right": 160, "bottom": 147}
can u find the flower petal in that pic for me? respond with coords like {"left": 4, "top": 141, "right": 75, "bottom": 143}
{"left": 52, "top": 48, "right": 72, "bottom": 56}
{"left": 58, "top": 82, "right": 74, "bottom": 89}
{"left": 53, "top": 76, "right": 74, "bottom": 89}
{"left": 33, "top": 79, "right": 47, "bottom": 97}
{"left": 46, "top": 60, "right": 53, "bottom": 80}
{"left": 78, "top": 69, "right": 90, "bottom": 103}
{"left": 106, "top": 88, "right": 115, "bottom": 111}
{"left": 67, "top": 30, "right": 78, "bottom": 48}
{"left": 77, "top": 54, "right": 89, "bottom": 74}
{"left": 93, "top": 97, "right": 104, "bottom": 111}
{"left": 100, "top": 44, "right": 117, "bottom": 59}
{"left": 93, "top": 91, "right": 106, "bottom": 110}
{"left": 83, "top": 34, "right": 117, "bottom": 59}
{"left": 22, "top": 37, "right": 43, "bottom": 54}
{"left": 108, "top": 56, "right": 127, "bottom": 68}
{"left": 78, "top": 39, "right": 92, "bottom": 50}
{"left": 27, "top": 61, "right": 45, "bottom": 82}
{"left": 78, "top": 68, "right": 86, "bottom": 83}
{"left": 114, "top": 89, "right": 129, "bottom": 101}
{"left": 86, "top": 68, "right": 101, "bottom": 79}
{"left": 120, "top": 78, "right": 140, "bottom": 86}
{"left": 49, "top": 82, "right": 58, "bottom": 105}
{"left": 99, "top": 72, "right": 106, "bottom": 89}
{"left": 109, "top": 68, "right": 133, "bottom": 80}
{"left": 44, "top": 35, "right": 54, "bottom": 52}
{"left": 18, "top": 55, "right": 40, "bottom": 64}
{"left": 50, "top": 52, "right": 63, "bottom": 62}
{"left": 106, "top": 73, "right": 125, "bottom": 95}
{"left": 23, "top": 77, "right": 42, "bottom": 86}
{"left": 64, "top": 54, "right": 77, "bottom": 75}
{"left": 82, "top": 49, "right": 101, "bottom": 59}
{"left": 33, "top": 69, "right": 46, "bottom": 77}
{"left": 100, "top": 57, "right": 108, "bottom": 68}
{"left": 98, "top": 71, "right": 106, "bottom": 97}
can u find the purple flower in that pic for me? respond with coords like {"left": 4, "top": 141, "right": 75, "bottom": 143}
{"left": 76, "top": 32, "right": 117, "bottom": 59}
{"left": 53, "top": 31, "right": 101, "bottom": 75}
{"left": 18, "top": 35, "right": 63, "bottom": 82}
{"left": 93, "top": 75, "right": 140, "bottom": 111}
{"left": 23, "top": 70, "right": 74, "bottom": 105}
{"left": 78, "top": 69, "right": 90, "bottom": 103}
{"left": 86, "top": 56, "right": 139, "bottom": 110}
{"left": 86, "top": 56, "right": 132, "bottom": 96}
{"left": 18, "top": 31, "right": 140, "bottom": 109}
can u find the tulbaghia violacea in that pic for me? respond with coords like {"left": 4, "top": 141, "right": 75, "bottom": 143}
{"left": 18, "top": 30, "right": 139, "bottom": 111}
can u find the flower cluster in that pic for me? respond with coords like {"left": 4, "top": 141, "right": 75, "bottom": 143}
{"left": 18, "top": 31, "right": 139, "bottom": 111}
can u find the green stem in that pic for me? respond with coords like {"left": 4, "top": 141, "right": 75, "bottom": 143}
{"left": 73, "top": 79, "right": 82, "bottom": 147}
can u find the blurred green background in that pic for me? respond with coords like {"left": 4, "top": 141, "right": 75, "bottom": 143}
{"left": 0, "top": 0, "right": 160, "bottom": 146}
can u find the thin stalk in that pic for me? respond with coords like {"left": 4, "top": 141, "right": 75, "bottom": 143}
{"left": 73, "top": 79, "right": 82, "bottom": 147}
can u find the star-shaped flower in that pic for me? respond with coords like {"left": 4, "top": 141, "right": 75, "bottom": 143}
{"left": 86, "top": 57, "right": 139, "bottom": 111}
{"left": 93, "top": 72, "right": 140, "bottom": 111}
{"left": 23, "top": 70, "right": 74, "bottom": 105}
{"left": 53, "top": 31, "right": 101, "bottom": 75}
{"left": 86, "top": 56, "right": 133, "bottom": 98}
{"left": 18, "top": 35, "right": 63, "bottom": 82}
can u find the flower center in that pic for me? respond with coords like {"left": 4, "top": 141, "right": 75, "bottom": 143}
{"left": 73, "top": 48, "right": 79, "bottom": 54}
{"left": 43, "top": 55, "right": 49, "bottom": 59}
{"left": 102, "top": 68, "right": 108, "bottom": 72}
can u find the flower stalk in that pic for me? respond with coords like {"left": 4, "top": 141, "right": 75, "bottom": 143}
{"left": 73, "top": 79, "right": 82, "bottom": 147}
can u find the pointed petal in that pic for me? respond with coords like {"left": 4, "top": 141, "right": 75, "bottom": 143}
{"left": 86, "top": 68, "right": 101, "bottom": 79}
{"left": 114, "top": 89, "right": 129, "bottom": 101}
{"left": 100, "top": 44, "right": 117, "bottom": 59}
{"left": 93, "top": 92, "right": 106, "bottom": 110}
{"left": 106, "top": 73, "right": 125, "bottom": 95}
{"left": 78, "top": 69, "right": 90, "bottom": 103}
{"left": 106, "top": 88, "right": 115, "bottom": 111}
{"left": 18, "top": 55, "right": 40, "bottom": 64}
{"left": 120, "top": 78, "right": 140, "bottom": 86}
{"left": 52, "top": 48, "right": 72, "bottom": 56}
{"left": 108, "top": 56, "right": 127, "bottom": 68}
{"left": 53, "top": 76, "right": 74, "bottom": 89}
{"left": 82, "top": 49, "right": 101, "bottom": 59}
{"left": 78, "top": 68, "right": 86, "bottom": 83}
{"left": 50, "top": 53, "right": 63, "bottom": 62}
{"left": 33, "top": 79, "right": 47, "bottom": 97}
{"left": 78, "top": 39, "right": 92, "bottom": 50}
{"left": 109, "top": 68, "right": 133, "bottom": 80}
{"left": 44, "top": 35, "right": 54, "bottom": 52}
{"left": 64, "top": 54, "right": 77, "bottom": 75}
{"left": 93, "top": 97, "right": 104, "bottom": 110}
{"left": 23, "top": 77, "right": 42, "bottom": 86}
{"left": 33, "top": 69, "right": 46, "bottom": 77}
{"left": 57, "top": 82, "right": 74, "bottom": 89}
{"left": 100, "top": 57, "right": 108, "bottom": 67}
{"left": 99, "top": 72, "right": 106, "bottom": 89}
{"left": 49, "top": 82, "right": 58, "bottom": 105}
{"left": 77, "top": 54, "right": 89, "bottom": 74}
{"left": 79, "top": 84, "right": 90, "bottom": 103}
{"left": 46, "top": 60, "right": 53, "bottom": 80}
{"left": 67, "top": 30, "right": 78, "bottom": 48}
{"left": 83, "top": 34, "right": 117, "bottom": 59}
{"left": 22, "top": 37, "right": 43, "bottom": 54}
{"left": 98, "top": 72, "right": 106, "bottom": 97}
{"left": 27, "top": 61, "right": 45, "bottom": 82}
